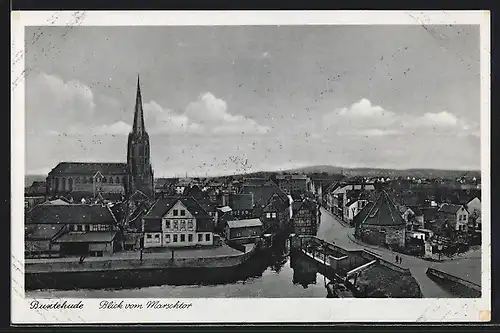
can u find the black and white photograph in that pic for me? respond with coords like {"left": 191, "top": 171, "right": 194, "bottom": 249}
{"left": 12, "top": 11, "right": 490, "bottom": 323}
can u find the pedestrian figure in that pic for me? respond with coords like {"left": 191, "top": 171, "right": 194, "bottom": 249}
{"left": 395, "top": 255, "right": 399, "bottom": 263}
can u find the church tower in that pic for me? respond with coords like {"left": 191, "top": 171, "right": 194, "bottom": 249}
{"left": 127, "top": 75, "right": 154, "bottom": 198}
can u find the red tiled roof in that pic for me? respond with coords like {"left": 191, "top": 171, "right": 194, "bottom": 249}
{"left": 49, "top": 162, "right": 128, "bottom": 176}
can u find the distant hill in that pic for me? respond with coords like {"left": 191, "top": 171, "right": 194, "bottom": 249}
{"left": 25, "top": 174, "right": 46, "bottom": 187}
{"left": 282, "top": 165, "right": 481, "bottom": 179}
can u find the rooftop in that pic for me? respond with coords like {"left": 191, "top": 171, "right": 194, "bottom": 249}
{"left": 26, "top": 204, "right": 117, "bottom": 225}
{"left": 226, "top": 218, "right": 263, "bottom": 229}
{"left": 53, "top": 231, "right": 118, "bottom": 243}
{"left": 49, "top": 162, "right": 128, "bottom": 176}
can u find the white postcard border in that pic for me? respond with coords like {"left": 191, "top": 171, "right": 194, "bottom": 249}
{"left": 11, "top": 10, "right": 491, "bottom": 324}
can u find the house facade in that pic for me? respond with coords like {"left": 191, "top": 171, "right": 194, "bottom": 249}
{"left": 275, "top": 174, "right": 312, "bottom": 194}
{"left": 142, "top": 196, "right": 214, "bottom": 248}
{"left": 344, "top": 199, "right": 369, "bottom": 225}
{"left": 437, "top": 203, "right": 469, "bottom": 234}
{"left": 257, "top": 191, "right": 292, "bottom": 234}
{"left": 291, "top": 198, "right": 320, "bottom": 236}
{"left": 401, "top": 206, "right": 425, "bottom": 231}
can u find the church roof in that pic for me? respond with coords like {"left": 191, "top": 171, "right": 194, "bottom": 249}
{"left": 49, "top": 162, "right": 128, "bottom": 176}
{"left": 355, "top": 190, "right": 406, "bottom": 227}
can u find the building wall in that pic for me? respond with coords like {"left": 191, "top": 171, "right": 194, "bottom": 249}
{"left": 226, "top": 226, "right": 262, "bottom": 240}
{"left": 293, "top": 208, "right": 317, "bottom": 235}
{"left": 359, "top": 224, "right": 406, "bottom": 248}
{"left": 47, "top": 174, "right": 127, "bottom": 195}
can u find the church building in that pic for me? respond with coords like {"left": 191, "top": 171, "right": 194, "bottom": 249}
{"left": 46, "top": 76, "right": 154, "bottom": 200}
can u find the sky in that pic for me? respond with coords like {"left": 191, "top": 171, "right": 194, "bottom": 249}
{"left": 24, "top": 25, "right": 481, "bottom": 177}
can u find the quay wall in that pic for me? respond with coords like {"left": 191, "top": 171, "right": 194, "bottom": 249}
{"left": 426, "top": 267, "right": 481, "bottom": 298}
{"left": 26, "top": 246, "right": 256, "bottom": 291}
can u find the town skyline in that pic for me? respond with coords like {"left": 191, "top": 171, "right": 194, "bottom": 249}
{"left": 25, "top": 25, "right": 481, "bottom": 177}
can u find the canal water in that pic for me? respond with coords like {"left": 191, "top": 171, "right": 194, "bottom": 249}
{"left": 27, "top": 239, "right": 331, "bottom": 298}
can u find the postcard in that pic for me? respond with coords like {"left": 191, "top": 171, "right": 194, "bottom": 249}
{"left": 12, "top": 10, "right": 491, "bottom": 324}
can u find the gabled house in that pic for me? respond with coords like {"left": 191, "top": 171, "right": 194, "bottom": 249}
{"left": 354, "top": 190, "right": 406, "bottom": 248}
{"left": 401, "top": 205, "right": 425, "bottom": 231}
{"left": 141, "top": 196, "right": 214, "bottom": 248}
{"left": 291, "top": 198, "right": 320, "bottom": 236}
{"left": 25, "top": 204, "right": 120, "bottom": 257}
{"left": 255, "top": 190, "right": 291, "bottom": 234}
{"left": 436, "top": 203, "right": 469, "bottom": 234}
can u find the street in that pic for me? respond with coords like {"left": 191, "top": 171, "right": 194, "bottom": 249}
{"left": 317, "top": 207, "right": 482, "bottom": 298}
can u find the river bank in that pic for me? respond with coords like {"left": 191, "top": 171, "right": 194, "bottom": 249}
{"left": 26, "top": 244, "right": 257, "bottom": 291}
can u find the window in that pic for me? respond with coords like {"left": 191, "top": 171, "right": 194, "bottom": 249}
{"left": 180, "top": 234, "right": 186, "bottom": 242}
{"left": 198, "top": 234, "right": 203, "bottom": 242}
{"left": 154, "top": 234, "right": 160, "bottom": 239}
{"left": 147, "top": 234, "right": 152, "bottom": 239}
{"left": 173, "top": 209, "right": 179, "bottom": 216}
{"left": 110, "top": 177, "right": 114, "bottom": 184}
{"left": 165, "top": 220, "right": 171, "bottom": 229}
{"left": 84, "top": 225, "right": 90, "bottom": 232}
{"left": 187, "top": 221, "right": 193, "bottom": 229}
{"left": 76, "top": 177, "right": 80, "bottom": 184}
{"left": 180, "top": 221, "right": 186, "bottom": 230}
{"left": 77, "top": 225, "right": 83, "bottom": 232}
{"left": 205, "top": 233, "right": 211, "bottom": 242}
{"left": 102, "top": 177, "right": 107, "bottom": 183}
{"left": 236, "top": 232, "right": 242, "bottom": 237}
{"left": 180, "top": 210, "right": 186, "bottom": 216}
{"left": 165, "top": 234, "right": 171, "bottom": 243}
{"left": 173, "top": 234, "right": 178, "bottom": 242}
{"left": 266, "top": 213, "right": 271, "bottom": 218}
{"left": 188, "top": 234, "right": 193, "bottom": 242}
{"left": 116, "top": 176, "right": 120, "bottom": 183}
{"left": 272, "top": 212, "right": 277, "bottom": 218}
{"left": 173, "top": 221, "right": 178, "bottom": 230}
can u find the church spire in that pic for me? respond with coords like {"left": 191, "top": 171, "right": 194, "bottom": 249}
{"left": 132, "top": 74, "right": 145, "bottom": 135}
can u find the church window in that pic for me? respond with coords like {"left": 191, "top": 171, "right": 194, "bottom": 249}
{"left": 116, "top": 176, "right": 120, "bottom": 183}
{"left": 75, "top": 177, "right": 80, "bottom": 184}
{"left": 102, "top": 177, "right": 107, "bottom": 183}
{"left": 68, "top": 178, "right": 73, "bottom": 191}
{"left": 109, "top": 177, "right": 114, "bottom": 184}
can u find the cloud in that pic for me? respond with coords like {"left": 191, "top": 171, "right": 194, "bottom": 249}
{"left": 414, "top": 111, "right": 459, "bottom": 127}
{"left": 143, "top": 101, "right": 203, "bottom": 135}
{"left": 322, "top": 98, "right": 398, "bottom": 135}
{"left": 26, "top": 72, "right": 97, "bottom": 134}
{"left": 322, "top": 98, "right": 475, "bottom": 138}
{"left": 185, "top": 92, "right": 270, "bottom": 135}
